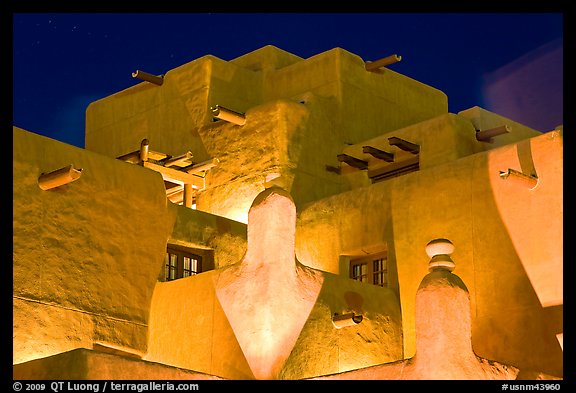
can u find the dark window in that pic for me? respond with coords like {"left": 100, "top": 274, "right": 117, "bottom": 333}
{"left": 350, "top": 253, "right": 388, "bottom": 287}
{"left": 164, "top": 247, "right": 202, "bottom": 281}
{"left": 372, "top": 257, "right": 388, "bottom": 287}
{"left": 351, "top": 263, "right": 368, "bottom": 282}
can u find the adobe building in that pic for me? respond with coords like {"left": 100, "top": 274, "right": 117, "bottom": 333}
{"left": 12, "top": 45, "right": 563, "bottom": 380}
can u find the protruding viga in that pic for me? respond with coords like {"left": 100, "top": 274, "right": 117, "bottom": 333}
{"left": 214, "top": 186, "right": 324, "bottom": 380}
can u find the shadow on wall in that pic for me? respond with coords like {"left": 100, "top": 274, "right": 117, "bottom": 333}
{"left": 479, "top": 132, "right": 563, "bottom": 377}
{"left": 481, "top": 38, "right": 563, "bottom": 133}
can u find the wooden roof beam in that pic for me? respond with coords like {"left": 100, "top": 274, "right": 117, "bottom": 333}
{"left": 132, "top": 70, "right": 164, "bottom": 86}
{"left": 211, "top": 105, "right": 246, "bottom": 126}
{"left": 476, "top": 125, "right": 510, "bottom": 142}
{"left": 365, "top": 54, "right": 402, "bottom": 72}
{"left": 183, "top": 158, "right": 220, "bottom": 175}
{"left": 117, "top": 149, "right": 168, "bottom": 163}
{"left": 38, "top": 164, "right": 83, "bottom": 191}
{"left": 362, "top": 146, "right": 395, "bottom": 162}
{"left": 164, "top": 151, "right": 194, "bottom": 168}
{"left": 143, "top": 161, "right": 204, "bottom": 189}
{"left": 337, "top": 154, "right": 368, "bottom": 170}
{"left": 388, "top": 136, "right": 420, "bottom": 154}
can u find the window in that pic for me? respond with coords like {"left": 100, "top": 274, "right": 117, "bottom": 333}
{"left": 372, "top": 257, "right": 388, "bottom": 287}
{"left": 350, "top": 253, "right": 388, "bottom": 287}
{"left": 164, "top": 247, "right": 202, "bottom": 281}
{"left": 351, "top": 263, "right": 368, "bottom": 282}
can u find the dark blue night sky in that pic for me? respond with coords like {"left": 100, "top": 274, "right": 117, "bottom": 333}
{"left": 13, "top": 13, "right": 564, "bottom": 148}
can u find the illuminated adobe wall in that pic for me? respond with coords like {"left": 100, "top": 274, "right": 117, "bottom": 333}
{"left": 167, "top": 203, "right": 247, "bottom": 269}
{"left": 12, "top": 127, "right": 248, "bottom": 366}
{"left": 12, "top": 349, "right": 223, "bottom": 380}
{"left": 145, "top": 187, "right": 403, "bottom": 380}
{"left": 13, "top": 127, "right": 176, "bottom": 364}
{"left": 85, "top": 46, "right": 447, "bottom": 223}
{"left": 297, "top": 127, "right": 563, "bottom": 377}
{"left": 14, "top": 43, "right": 562, "bottom": 380}
{"left": 313, "top": 240, "right": 522, "bottom": 380}
{"left": 296, "top": 108, "right": 542, "bottom": 273}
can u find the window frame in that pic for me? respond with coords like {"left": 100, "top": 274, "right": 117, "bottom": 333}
{"left": 164, "top": 247, "right": 202, "bottom": 281}
{"left": 350, "top": 252, "right": 388, "bottom": 287}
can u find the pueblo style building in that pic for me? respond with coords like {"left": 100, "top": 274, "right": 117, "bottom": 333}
{"left": 13, "top": 46, "right": 563, "bottom": 380}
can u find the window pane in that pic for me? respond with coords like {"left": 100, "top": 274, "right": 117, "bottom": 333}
{"left": 165, "top": 253, "right": 170, "bottom": 280}
{"left": 350, "top": 253, "right": 388, "bottom": 287}
{"left": 351, "top": 262, "right": 368, "bottom": 282}
{"left": 373, "top": 257, "right": 387, "bottom": 287}
{"left": 166, "top": 253, "right": 176, "bottom": 280}
{"left": 182, "top": 256, "right": 190, "bottom": 277}
{"left": 165, "top": 248, "right": 203, "bottom": 280}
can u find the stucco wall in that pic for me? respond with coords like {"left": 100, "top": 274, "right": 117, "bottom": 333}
{"left": 13, "top": 127, "right": 176, "bottom": 364}
{"left": 145, "top": 272, "right": 256, "bottom": 379}
{"left": 167, "top": 203, "right": 247, "bottom": 269}
{"left": 146, "top": 187, "right": 403, "bottom": 380}
{"left": 145, "top": 267, "right": 403, "bottom": 380}
{"left": 296, "top": 130, "right": 563, "bottom": 377}
{"left": 13, "top": 348, "right": 223, "bottom": 380}
{"left": 85, "top": 54, "right": 261, "bottom": 162}
{"left": 85, "top": 46, "right": 448, "bottom": 224}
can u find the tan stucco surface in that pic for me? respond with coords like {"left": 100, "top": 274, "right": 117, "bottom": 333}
{"left": 145, "top": 271, "right": 256, "bottom": 379}
{"left": 296, "top": 129, "right": 563, "bottom": 377}
{"left": 167, "top": 203, "right": 247, "bottom": 269}
{"left": 14, "top": 44, "right": 562, "bottom": 380}
{"left": 85, "top": 45, "right": 447, "bottom": 223}
{"left": 13, "top": 348, "right": 223, "bottom": 380}
{"left": 146, "top": 187, "right": 403, "bottom": 380}
{"left": 12, "top": 127, "right": 250, "bottom": 368}
{"left": 313, "top": 268, "right": 520, "bottom": 380}
{"left": 13, "top": 127, "right": 176, "bottom": 364}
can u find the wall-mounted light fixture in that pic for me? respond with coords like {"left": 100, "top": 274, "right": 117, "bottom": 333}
{"left": 210, "top": 105, "right": 246, "bottom": 126}
{"left": 332, "top": 312, "right": 363, "bottom": 329}
{"left": 38, "top": 164, "right": 83, "bottom": 191}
